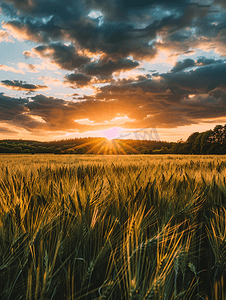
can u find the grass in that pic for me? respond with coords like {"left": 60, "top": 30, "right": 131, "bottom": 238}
{"left": 0, "top": 154, "right": 226, "bottom": 299}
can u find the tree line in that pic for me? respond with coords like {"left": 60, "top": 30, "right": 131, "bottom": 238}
{"left": 0, "top": 125, "right": 225, "bottom": 154}
{"left": 171, "top": 125, "right": 226, "bottom": 154}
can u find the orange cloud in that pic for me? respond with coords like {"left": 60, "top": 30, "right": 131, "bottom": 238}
{"left": 0, "top": 29, "right": 13, "bottom": 42}
{"left": 0, "top": 80, "right": 48, "bottom": 92}
{"left": 2, "top": 21, "right": 44, "bottom": 43}
{"left": 23, "top": 50, "right": 36, "bottom": 58}
{"left": 0, "top": 64, "right": 25, "bottom": 74}
{"left": 38, "top": 76, "right": 64, "bottom": 86}
{"left": 18, "top": 62, "right": 38, "bottom": 73}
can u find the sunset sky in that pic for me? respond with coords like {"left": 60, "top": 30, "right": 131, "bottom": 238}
{"left": 0, "top": 0, "right": 226, "bottom": 142}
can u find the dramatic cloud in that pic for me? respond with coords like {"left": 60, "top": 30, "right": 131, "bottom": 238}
{"left": 0, "top": 80, "right": 48, "bottom": 92}
{"left": 1, "top": 0, "right": 226, "bottom": 139}
{"left": 2, "top": 20, "right": 47, "bottom": 43}
{"left": 162, "top": 62, "right": 226, "bottom": 94}
{"left": 0, "top": 92, "right": 28, "bottom": 121}
{"left": 1, "top": 0, "right": 226, "bottom": 60}
{"left": 82, "top": 58, "right": 139, "bottom": 77}
{"left": 0, "top": 126, "right": 17, "bottom": 134}
{"left": 170, "top": 57, "right": 226, "bottom": 73}
{"left": 64, "top": 58, "right": 140, "bottom": 87}
{"left": 170, "top": 58, "right": 196, "bottom": 73}
{"left": 2, "top": 0, "right": 221, "bottom": 62}
{"left": 64, "top": 73, "right": 92, "bottom": 88}
{"left": 196, "top": 57, "right": 224, "bottom": 66}
{"left": 33, "top": 43, "right": 91, "bottom": 70}
{"left": 1, "top": 59, "right": 226, "bottom": 133}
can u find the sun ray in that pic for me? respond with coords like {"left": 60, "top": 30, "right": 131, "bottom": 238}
{"left": 68, "top": 138, "right": 104, "bottom": 153}
{"left": 115, "top": 139, "right": 140, "bottom": 154}
{"left": 96, "top": 140, "right": 109, "bottom": 155}
{"left": 110, "top": 140, "right": 119, "bottom": 155}
{"left": 85, "top": 139, "right": 107, "bottom": 154}
{"left": 113, "top": 140, "right": 128, "bottom": 155}
{"left": 66, "top": 133, "right": 141, "bottom": 155}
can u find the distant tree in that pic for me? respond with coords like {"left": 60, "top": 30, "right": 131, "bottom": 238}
{"left": 190, "top": 133, "right": 202, "bottom": 154}
{"left": 213, "top": 125, "right": 224, "bottom": 143}
{"left": 0, "top": 146, "right": 10, "bottom": 153}
{"left": 36, "top": 146, "right": 50, "bottom": 153}
{"left": 75, "top": 147, "right": 86, "bottom": 154}
{"left": 54, "top": 148, "right": 62, "bottom": 154}
{"left": 171, "top": 142, "right": 183, "bottom": 154}
{"left": 13, "top": 147, "right": 22, "bottom": 153}
{"left": 208, "top": 125, "right": 226, "bottom": 145}
{"left": 180, "top": 143, "right": 190, "bottom": 154}
{"left": 23, "top": 149, "right": 31, "bottom": 154}
{"left": 141, "top": 149, "right": 149, "bottom": 154}
{"left": 66, "top": 149, "right": 75, "bottom": 154}
{"left": 148, "top": 149, "right": 153, "bottom": 154}
{"left": 207, "top": 145, "right": 220, "bottom": 154}
{"left": 201, "top": 143, "right": 212, "bottom": 155}
{"left": 187, "top": 132, "right": 200, "bottom": 144}
{"left": 200, "top": 130, "right": 213, "bottom": 154}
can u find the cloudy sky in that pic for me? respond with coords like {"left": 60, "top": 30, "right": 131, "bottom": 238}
{"left": 0, "top": 0, "right": 226, "bottom": 141}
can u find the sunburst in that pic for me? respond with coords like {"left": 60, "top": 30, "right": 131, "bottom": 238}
{"left": 66, "top": 128, "right": 140, "bottom": 155}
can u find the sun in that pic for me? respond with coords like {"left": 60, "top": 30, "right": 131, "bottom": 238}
{"left": 103, "top": 127, "right": 121, "bottom": 140}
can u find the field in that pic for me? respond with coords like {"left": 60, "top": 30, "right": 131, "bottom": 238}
{"left": 0, "top": 154, "right": 226, "bottom": 300}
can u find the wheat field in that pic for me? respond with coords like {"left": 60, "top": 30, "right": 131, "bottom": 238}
{"left": 0, "top": 154, "right": 226, "bottom": 299}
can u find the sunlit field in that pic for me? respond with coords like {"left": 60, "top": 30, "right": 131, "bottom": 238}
{"left": 1, "top": 154, "right": 226, "bottom": 299}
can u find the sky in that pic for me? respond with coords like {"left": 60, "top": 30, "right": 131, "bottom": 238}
{"left": 0, "top": 0, "right": 226, "bottom": 142}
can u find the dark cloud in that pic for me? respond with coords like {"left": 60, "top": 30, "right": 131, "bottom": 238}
{"left": 64, "top": 73, "right": 92, "bottom": 87}
{"left": 3, "top": 20, "right": 48, "bottom": 43}
{"left": 163, "top": 61, "right": 226, "bottom": 93}
{"left": 62, "top": 57, "right": 139, "bottom": 87}
{"left": 171, "top": 57, "right": 225, "bottom": 73}
{"left": 0, "top": 127, "right": 17, "bottom": 134}
{"left": 1, "top": 80, "right": 48, "bottom": 92}
{"left": 152, "top": 4, "right": 226, "bottom": 56}
{"left": 196, "top": 56, "right": 224, "bottom": 66}
{"left": 2, "top": 7, "right": 158, "bottom": 60}
{"left": 214, "top": 0, "right": 226, "bottom": 8}
{"left": 171, "top": 58, "right": 195, "bottom": 73}
{"left": 84, "top": 0, "right": 190, "bottom": 23}
{"left": 33, "top": 43, "right": 91, "bottom": 70}
{"left": 68, "top": 21, "right": 158, "bottom": 60}
{"left": 1, "top": 0, "right": 81, "bottom": 20}
{"left": 0, "top": 92, "right": 51, "bottom": 133}
{"left": 2, "top": 0, "right": 216, "bottom": 62}
{"left": 2, "top": 0, "right": 225, "bottom": 61}
{"left": 82, "top": 58, "right": 139, "bottom": 77}
{"left": 1, "top": 0, "right": 189, "bottom": 23}
{"left": 0, "top": 92, "right": 28, "bottom": 121}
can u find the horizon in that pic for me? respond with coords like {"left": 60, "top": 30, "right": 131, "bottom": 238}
{"left": 0, "top": 122, "right": 222, "bottom": 143}
{"left": 1, "top": 0, "right": 226, "bottom": 142}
